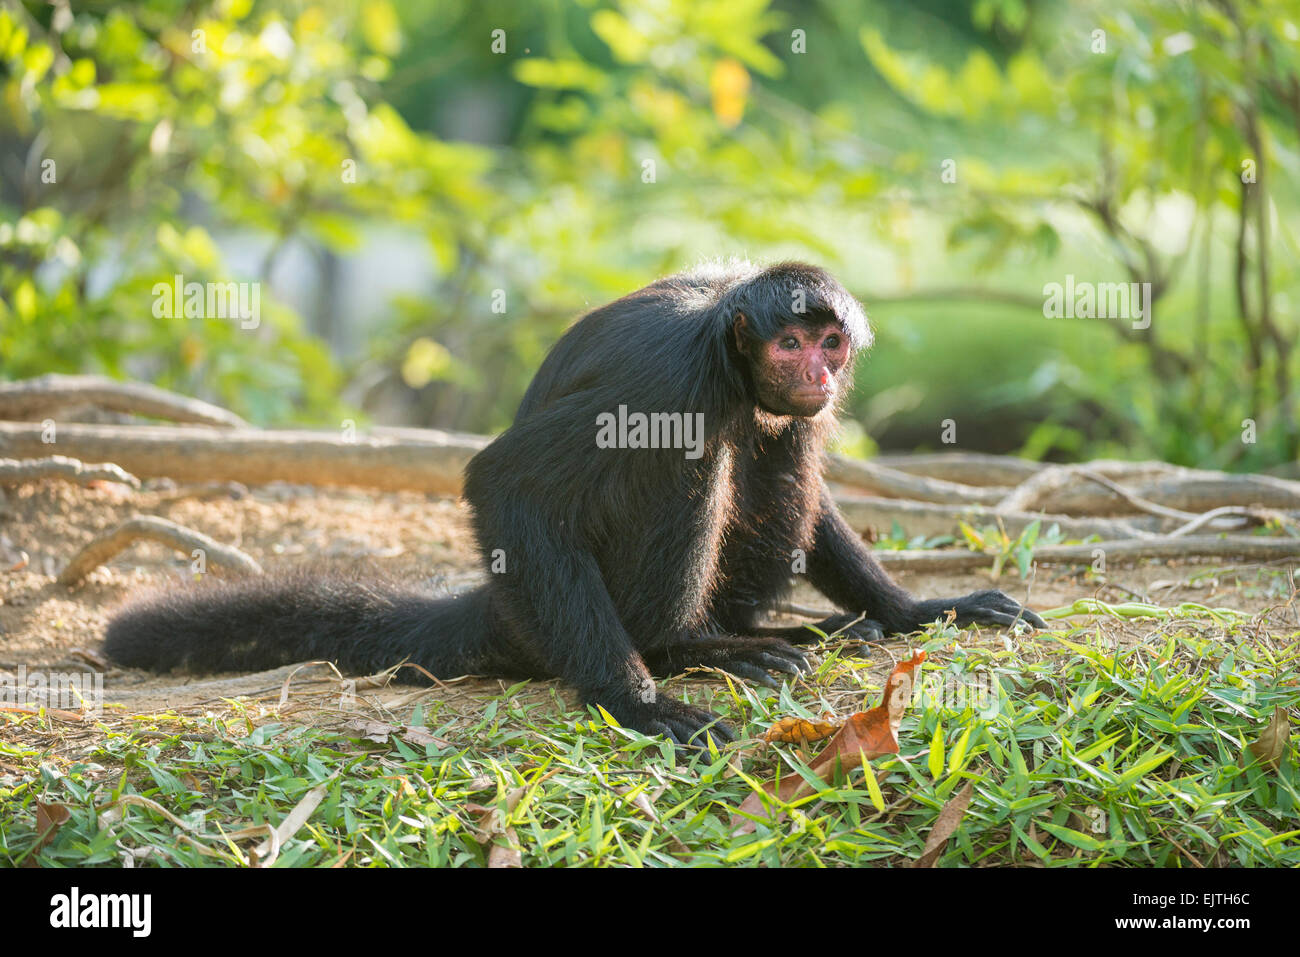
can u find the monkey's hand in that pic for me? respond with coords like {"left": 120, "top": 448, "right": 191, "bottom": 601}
{"left": 913, "top": 589, "right": 1048, "bottom": 631}
{"left": 598, "top": 689, "right": 736, "bottom": 747}
{"left": 643, "top": 636, "right": 809, "bottom": 689}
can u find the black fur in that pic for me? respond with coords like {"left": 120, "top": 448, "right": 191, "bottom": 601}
{"left": 104, "top": 571, "right": 535, "bottom": 679}
{"left": 104, "top": 260, "right": 1046, "bottom": 743}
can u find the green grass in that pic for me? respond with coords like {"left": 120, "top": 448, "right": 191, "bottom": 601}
{"left": 2, "top": 616, "right": 1297, "bottom": 867}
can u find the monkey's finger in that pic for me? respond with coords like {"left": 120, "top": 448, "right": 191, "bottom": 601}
{"left": 676, "top": 718, "right": 733, "bottom": 748}
{"left": 974, "top": 598, "right": 1048, "bottom": 630}
{"left": 747, "top": 638, "right": 810, "bottom": 668}
{"left": 719, "top": 661, "right": 780, "bottom": 687}
{"left": 649, "top": 721, "right": 681, "bottom": 746}
{"left": 847, "top": 623, "right": 884, "bottom": 642}
{"left": 1015, "top": 607, "right": 1049, "bottom": 630}
{"left": 671, "top": 724, "right": 704, "bottom": 748}
{"left": 688, "top": 708, "right": 737, "bottom": 744}
{"left": 659, "top": 700, "right": 735, "bottom": 745}
{"left": 701, "top": 719, "right": 737, "bottom": 745}
{"left": 818, "top": 615, "right": 884, "bottom": 643}
{"left": 752, "top": 651, "right": 807, "bottom": 676}
{"left": 972, "top": 590, "right": 1023, "bottom": 612}
{"left": 982, "top": 593, "right": 1048, "bottom": 628}
{"left": 967, "top": 608, "right": 1029, "bottom": 629}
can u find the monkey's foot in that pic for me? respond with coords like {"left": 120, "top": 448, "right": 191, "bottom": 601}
{"left": 644, "top": 636, "right": 809, "bottom": 688}
{"left": 601, "top": 692, "right": 736, "bottom": 747}
{"left": 915, "top": 589, "right": 1048, "bottom": 631}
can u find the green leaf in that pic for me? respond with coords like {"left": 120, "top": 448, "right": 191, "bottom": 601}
{"left": 860, "top": 751, "right": 885, "bottom": 813}
{"left": 1039, "top": 820, "right": 1106, "bottom": 851}
{"left": 590, "top": 10, "right": 649, "bottom": 63}
{"left": 513, "top": 58, "right": 607, "bottom": 92}
{"left": 928, "top": 724, "right": 945, "bottom": 780}
{"left": 361, "top": 1, "right": 403, "bottom": 56}
{"left": 949, "top": 724, "right": 975, "bottom": 774}
{"left": 1115, "top": 749, "right": 1174, "bottom": 790}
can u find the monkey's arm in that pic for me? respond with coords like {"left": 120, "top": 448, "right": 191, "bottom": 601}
{"left": 804, "top": 484, "right": 1048, "bottom": 634}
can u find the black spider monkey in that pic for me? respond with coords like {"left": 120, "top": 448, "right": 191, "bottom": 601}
{"left": 104, "top": 261, "right": 1046, "bottom": 744}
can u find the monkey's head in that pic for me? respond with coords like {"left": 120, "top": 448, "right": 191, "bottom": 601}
{"left": 726, "top": 262, "right": 870, "bottom": 418}
{"left": 733, "top": 315, "right": 851, "bottom": 416}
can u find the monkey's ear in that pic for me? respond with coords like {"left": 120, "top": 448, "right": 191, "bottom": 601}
{"left": 732, "top": 313, "right": 750, "bottom": 353}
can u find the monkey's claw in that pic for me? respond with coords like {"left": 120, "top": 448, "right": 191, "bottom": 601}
{"left": 605, "top": 694, "right": 736, "bottom": 747}
{"left": 644, "top": 635, "right": 809, "bottom": 688}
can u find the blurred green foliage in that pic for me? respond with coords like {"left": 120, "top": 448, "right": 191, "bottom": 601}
{"left": 1, "top": 0, "right": 1297, "bottom": 469}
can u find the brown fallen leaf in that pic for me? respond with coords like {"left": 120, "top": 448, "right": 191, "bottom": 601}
{"left": 614, "top": 785, "right": 660, "bottom": 823}
{"left": 329, "top": 848, "right": 355, "bottom": 868}
{"left": 914, "top": 779, "right": 974, "bottom": 867}
{"left": 472, "top": 769, "right": 558, "bottom": 865}
{"left": 27, "top": 801, "right": 71, "bottom": 863}
{"left": 487, "top": 830, "right": 523, "bottom": 868}
{"left": 474, "top": 786, "right": 526, "bottom": 844}
{"left": 344, "top": 718, "right": 397, "bottom": 744}
{"left": 252, "top": 778, "right": 333, "bottom": 868}
{"left": 400, "top": 725, "right": 452, "bottom": 748}
{"left": 1022, "top": 820, "right": 1043, "bottom": 864}
{"left": 733, "top": 650, "right": 927, "bottom": 835}
{"left": 1242, "top": 706, "right": 1291, "bottom": 773}
{"left": 0, "top": 704, "right": 85, "bottom": 722}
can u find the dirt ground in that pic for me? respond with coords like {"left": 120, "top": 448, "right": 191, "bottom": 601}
{"left": 1, "top": 476, "right": 1297, "bottom": 742}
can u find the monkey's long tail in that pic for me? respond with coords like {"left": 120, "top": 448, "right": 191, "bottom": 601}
{"left": 103, "top": 573, "right": 519, "bottom": 682}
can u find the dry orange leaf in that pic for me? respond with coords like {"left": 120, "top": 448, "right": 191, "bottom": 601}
{"left": 734, "top": 651, "right": 927, "bottom": 834}
{"left": 761, "top": 712, "right": 841, "bottom": 745}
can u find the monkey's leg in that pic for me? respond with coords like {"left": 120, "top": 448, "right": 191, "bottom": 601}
{"left": 642, "top": 635, "right": 810, "bottom": 689}
{"left": 477, "top": 522, "right": 734, "bottom": 745}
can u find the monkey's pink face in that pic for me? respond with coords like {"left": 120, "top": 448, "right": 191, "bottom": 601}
{"left": 752, "top": 322, "right": 851, "bottom": 417}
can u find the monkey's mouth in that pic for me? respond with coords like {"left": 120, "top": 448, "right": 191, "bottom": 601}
{"left": 787, "top": 386, "right": 835, "bottom": 415}
{"left": 793, "top": 385, "right": 835, "bottom": 403}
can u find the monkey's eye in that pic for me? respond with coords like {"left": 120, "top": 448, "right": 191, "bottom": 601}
{"left": 823, "top": 334, "right": 841, "bottom": 350}
{"left": 779, "top": 336, "right": 800, "bottom": 350}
